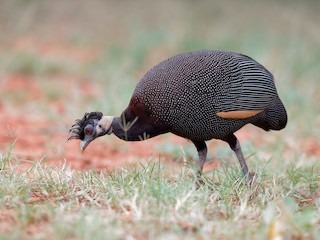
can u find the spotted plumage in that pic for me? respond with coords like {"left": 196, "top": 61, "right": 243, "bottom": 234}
{"left": 69, "top": 50, "right": 287, "bottom": 182}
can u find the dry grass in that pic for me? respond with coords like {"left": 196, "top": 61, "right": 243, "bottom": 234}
{"left": 1, "top": 143, "right": 319, "bottom": 239}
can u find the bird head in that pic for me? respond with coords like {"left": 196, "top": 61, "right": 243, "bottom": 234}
{"left": 69, "top": 112, "right": 113, "bottom": 151}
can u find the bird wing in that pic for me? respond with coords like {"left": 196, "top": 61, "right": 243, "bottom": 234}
{"left": 216, "top": 54, "right": 278, "bottom": 119}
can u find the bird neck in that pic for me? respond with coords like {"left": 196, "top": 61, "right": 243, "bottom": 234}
{"left": 111, "top": 116, "right": 141, "bottom": 141}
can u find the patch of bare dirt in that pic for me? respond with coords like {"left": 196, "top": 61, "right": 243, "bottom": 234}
{"left": 1, "top": 39, "right": 278, "bottom": 172}
{"left": 0, "top": 119, "right": 258, "bottom": 175}
{"left": 0, "top": 71, "right": 273, "bottom": 172}
{"left": 0, "top": 73, "right": 180, "bottom": 170}
{"left": 0, "top": 209, "right": 16, "bottom": 234}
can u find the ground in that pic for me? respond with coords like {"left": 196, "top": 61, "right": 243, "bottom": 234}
{"left": 1, "top": 70, "right": 318, "bottom": 172}
{"left": 0, "top": 40, "right": 264, "bottom": 172}
{"left": 0, "top": 71, "right": 257, "bottom": 170}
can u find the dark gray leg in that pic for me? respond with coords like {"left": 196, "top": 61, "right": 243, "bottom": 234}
{"left": 225, "top": 134, "right": 250, "bottom": 181}
{"left": 192, "top": 140, "right": 207, "bottom": 178}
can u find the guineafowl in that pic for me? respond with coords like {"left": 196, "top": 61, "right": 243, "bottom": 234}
{"left": 69, "top": 50, "right": 287, "bottom": 181}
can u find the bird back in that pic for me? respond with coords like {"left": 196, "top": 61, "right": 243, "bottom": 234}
{"left": 131, "top": 50, "right": 283, "bottom": 140}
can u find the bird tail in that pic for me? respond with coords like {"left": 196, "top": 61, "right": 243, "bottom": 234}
{"left": 252, "top": 97, "right": 287, "bottom": 131}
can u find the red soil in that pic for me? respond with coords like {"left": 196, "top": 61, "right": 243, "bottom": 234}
{"left": 0, "top": 74, "right": 174, "bottom": 170}
{"left": 0, "top": 73, "right": 262, "bottom": 172}
{"left": 1, "top": 40, "right": 305, "bottom": 173}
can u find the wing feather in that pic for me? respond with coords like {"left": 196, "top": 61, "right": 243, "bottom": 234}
{"left": 217, "top": 53, "right": 277, "bottom": 114}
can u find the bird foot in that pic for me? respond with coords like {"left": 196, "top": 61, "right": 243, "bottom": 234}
{"left": 247, "top": 172, "right": 256, "bottom": 185}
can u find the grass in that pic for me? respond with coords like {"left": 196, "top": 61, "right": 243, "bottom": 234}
{"left": 1, "top": 143, "right": 319, "bottom": 239}
{"left": 1, "top": 0, "right": 320, "bottom": 239}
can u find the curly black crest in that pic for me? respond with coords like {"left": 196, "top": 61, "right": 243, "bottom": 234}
{"left": 68, "top": 112, "right": 103, "bottom": 141}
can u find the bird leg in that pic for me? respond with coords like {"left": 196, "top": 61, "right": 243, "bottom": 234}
{"left": 192, "top": 141, "right": 207, "bottom": 179}
{"left": 225, "top": 134, "right": 251, "bottom": 182}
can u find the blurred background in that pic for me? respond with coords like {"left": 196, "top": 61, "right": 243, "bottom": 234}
{"left": 0, "top": 0, "right": 319, "bottom": 170}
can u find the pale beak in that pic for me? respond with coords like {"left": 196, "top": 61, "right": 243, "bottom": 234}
{"left": 80, "top": 140, "right": 91, "bottom": 152}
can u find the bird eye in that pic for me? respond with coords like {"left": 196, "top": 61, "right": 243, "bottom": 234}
{"left": 84, "top": 126, "right": 93, "bottom": 135}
